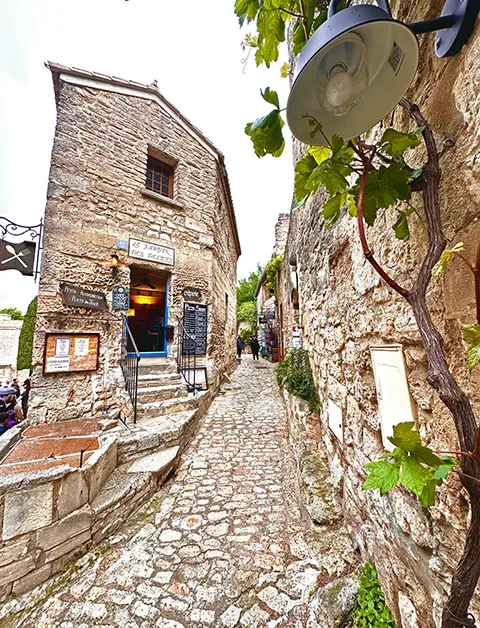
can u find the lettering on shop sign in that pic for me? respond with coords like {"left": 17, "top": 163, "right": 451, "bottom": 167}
{"left": 60, "top": 283, "right": 107, "bottom": 311}
{"left": 183, "top": 287, "right": 202, "bottom": 302}
{"left": 128, "top": 238, "right": 175, "bottom": 266}
{"left": 112, "top": 286, "right": 130, "bottom": 310}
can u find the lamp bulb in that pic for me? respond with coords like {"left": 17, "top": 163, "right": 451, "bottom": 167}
{"left": 325, "top": 70, "right": 354, "bottom": 109}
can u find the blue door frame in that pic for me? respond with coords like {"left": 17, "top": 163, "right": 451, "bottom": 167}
{"left": 128, "top": 274, "right": 169, "bottom": 358}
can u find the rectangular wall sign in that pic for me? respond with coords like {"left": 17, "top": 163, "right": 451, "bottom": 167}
{"left": 44, "top": 333, "right": 100, "bottom": 374}
{"left": 60, "top": 283, "right": 107, "bottom": 311}
{"left": 182, "top": 303, "right": 208, "bottom": 356}
{"left": 129, "top": 238, "right": 175, "bottom": 266}
{"left": 112, "top": 286, "right": 130, "bottom": 310}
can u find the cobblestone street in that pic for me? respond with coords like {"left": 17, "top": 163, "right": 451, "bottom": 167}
{"left": 1, "top": 359, "right": 355, "bottom": 628}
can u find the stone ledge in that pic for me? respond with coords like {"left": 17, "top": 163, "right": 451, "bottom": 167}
{"left": 140, "top": 188, "right": 185, "bottom": 210}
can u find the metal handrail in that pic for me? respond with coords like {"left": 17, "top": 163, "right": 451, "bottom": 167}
{"left": 177, "top": 320, "right": 200, "bottom": 394}
{"left": 120, "top": 317, "right": 140, "bottom": 423}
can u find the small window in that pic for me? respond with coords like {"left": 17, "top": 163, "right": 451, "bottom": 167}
{"left": 146, "top": 156, "right": 173, "bottom": 198}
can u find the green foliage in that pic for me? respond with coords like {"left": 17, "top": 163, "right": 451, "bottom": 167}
{"left": 240, "top": 327, "right": 253, "bottom": 343}
{"left": 351, "top": 562, "right": 396, "bottom": 628}
{"left": 265, "top": 254, "right": 283, "bottom": 295}
{"left": 245, "top": 89, "right": 285, "bottom": 158}
{"left": 0, "top": 307, "right": 24, "bottom": 320}
{"left": 237, "top": 265, "right": 263, "bottom": 307}
{"left": 431, "top": 242, "right": 465, "bottom": 276}
{"left": 294, "top": 135, "right": 417, "bottom": 234}
{"left": 277, "top": 348, "right": 320, "bottom": 413}
{"left": 460, "top": 323, "right": 480, "bottom": 373}
{"left": 237, "top": 301, "right": 258, "bottom": 330}
{"left": 17, "top": 296, "right": 37, "bottom": 371}
{"left": 379, "top": 127, "right": 423, "bottom": 157}
{"left": 363, "top": 422, "right": 458, "bottom": 508}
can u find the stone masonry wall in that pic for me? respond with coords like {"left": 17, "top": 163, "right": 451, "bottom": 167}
{"left": 30, "top": 76, "right": 239, "bottom": 422}
{"left": 277, "top": 2, "right": 480, "bottom": 625}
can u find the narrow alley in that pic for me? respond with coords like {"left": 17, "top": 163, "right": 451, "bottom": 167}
{"left": 1, "top": 359, "right": 355, "bottom": 628}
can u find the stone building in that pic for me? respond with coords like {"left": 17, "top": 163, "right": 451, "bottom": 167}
{"left": 29, "top": 63, "right": 240, "bottom": 423}
{"left": 276, "top": 3, "right": 480, "bottom": 626}
{"left": 0, "top": 314, "right": 22, "bottom": 380}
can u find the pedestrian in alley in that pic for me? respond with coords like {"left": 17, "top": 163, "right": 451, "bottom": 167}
{"left": 236, "top": 335, "right": 245, "bottom": 359}
{"left": 250, "top": 335, "right": 260, "bottom": 361}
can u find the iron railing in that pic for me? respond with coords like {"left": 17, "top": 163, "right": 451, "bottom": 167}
{"left": 120, "top": 317, "right": 140, "bottom": 423}
{"left": 177, "top": 320, "right": 201, "bottom": 394}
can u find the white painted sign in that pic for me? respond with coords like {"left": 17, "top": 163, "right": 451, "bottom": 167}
{"left": 128, "top": 238, "right": 175, "bottom": 266}
{"left": 328, "top": 398, "right": 343, "bottom": 443}
{"left": 45, "top": 357, "right": 71, "bottom": 373}
{"left": 370, "top": 345, "right": 416, "bottom": 450}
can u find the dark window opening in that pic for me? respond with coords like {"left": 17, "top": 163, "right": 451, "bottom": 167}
{"left": 146, "top": 157, "right": 173, "bottom": 198}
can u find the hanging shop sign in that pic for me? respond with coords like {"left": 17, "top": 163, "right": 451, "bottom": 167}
{"left": 183, "top": 287, "right": 202, "bottom": 302}
{"left": 43, "top": 333, "right": 100, "bottom": 374}
{"left": 60, "top": 283, "right": 107, "bottom": 311}
{"left": 182, "top": 303, "right": 208, "bottom": 356}
{"left": 128, "top": 238, "right": 175, "bottom": 266}
{"left": 112, "top": 286, "right": 130, "bottom": 310}
{"left": 258, "top": 317, "right": 267, "bottom": 324}
{"left": 0, "top": 239, "right": 36, "bottom": 277}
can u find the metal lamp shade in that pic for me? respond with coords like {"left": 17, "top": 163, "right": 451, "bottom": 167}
{"left": 287, "top": 5, "right": 419, "bottom": 145}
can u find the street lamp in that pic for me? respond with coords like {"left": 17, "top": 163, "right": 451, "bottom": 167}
{"left": 287, "top": 0, "right": 480, "bottom": 146}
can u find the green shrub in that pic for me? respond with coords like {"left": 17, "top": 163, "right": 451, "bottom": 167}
{"left": 240, "top": 327, "right": 252, "bottom": 344}
{"left": 0, "top": 307, "right": 24, "bottom": 320}
{"left": 265, "top": 254, "right": 283, "bottom": 295}
{"left": 237, "top": 300, "right": 258, "bottom": 330}
{"left": 351, "top": 563, "right": 396, "bottom": 628}
{"left": 17, "top": 296, "right": 37, "bottom": 371}
{"left": 277, "top": 348, "right": 320, "bottom": 413}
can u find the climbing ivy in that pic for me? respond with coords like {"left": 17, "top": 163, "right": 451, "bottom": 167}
{"left": 351, "top": 562, "right": 397, "bottom": 628}
{"left": 265, "top": 253, "right": 283, "bottom": 295}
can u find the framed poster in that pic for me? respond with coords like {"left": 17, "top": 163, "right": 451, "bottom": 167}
{"left": 43, "top": 333, "right": 100, "bottom": 374}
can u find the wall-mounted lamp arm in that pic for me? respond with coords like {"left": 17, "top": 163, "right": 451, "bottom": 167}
{"left": 408, "top": 14, "right": 455, "bottom": 35}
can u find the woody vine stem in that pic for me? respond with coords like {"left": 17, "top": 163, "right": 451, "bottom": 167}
{"left": 356, "top": 99, "right": 480, "bottom": 628}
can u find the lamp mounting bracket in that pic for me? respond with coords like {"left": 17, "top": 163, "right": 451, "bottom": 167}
{"left": 327, "top": 0, "right": 479, "bottom": 57}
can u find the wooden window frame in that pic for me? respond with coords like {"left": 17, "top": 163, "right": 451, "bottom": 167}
{"left": 146, "top": 156, "right": 174, "bottom": 199}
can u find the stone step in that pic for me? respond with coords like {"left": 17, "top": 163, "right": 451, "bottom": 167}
{"left": 138, "top": 362, "right": 177, "bottom": 375}
{"left": 136, "top": 393, "right": 205, "bottom": 421}
{"left": 137, "top": 372, "right": 182, "bottom": 387}
{"left": 117, "top": 409, "right": 198, "bottom": 464}
{"left": 137, "top": 383, "right": 184, "bottom": 404}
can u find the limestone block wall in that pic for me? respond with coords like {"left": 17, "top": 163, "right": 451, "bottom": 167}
{"left": 277, "top": 2, "right": 480, "bottom": 625}
{"left": 30, "top": 72, "right": 239, "bottom": 422}
{"left": 0, "top": 315, "right": 22, "bottom": 370}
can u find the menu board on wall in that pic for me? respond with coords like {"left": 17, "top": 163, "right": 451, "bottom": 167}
{"left": 182, "top": 303, "right": 207, "bottom": 356}
{"left": 43, "top": 333, "right": 100, "bottom": 374}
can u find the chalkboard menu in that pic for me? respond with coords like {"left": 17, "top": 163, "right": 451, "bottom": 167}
{"left": 112, "top": 286, "right": 130, "bottom": 310}
{"left": 183, "top": 303, "right": 207, "bottom": 356}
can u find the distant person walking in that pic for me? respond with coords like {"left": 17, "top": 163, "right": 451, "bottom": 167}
{"left": 250, "top": 336, "right": 260, "bottom": 361}
{"left": 236, "top": 336, "right": 245, "bottom": 359}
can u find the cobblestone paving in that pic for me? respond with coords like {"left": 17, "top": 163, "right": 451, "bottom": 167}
{"left": 4, "top": 359, "right": 349, "bottom": 628}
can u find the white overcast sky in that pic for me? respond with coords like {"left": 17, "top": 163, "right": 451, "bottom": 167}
{"left": 0, "top": 0, "right": 293, "bottom": 313}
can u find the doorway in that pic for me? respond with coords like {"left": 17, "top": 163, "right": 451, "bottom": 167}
{"left": 128, "top": 267, "right": 169, "bottom": 357}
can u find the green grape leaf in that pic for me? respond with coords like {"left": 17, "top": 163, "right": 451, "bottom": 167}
{"left": 419, "top": 478, "right": 438, "bottom": 508}
{"left": 322, "top": 192, "right": 347, "bottom": 227}
{"left": 460, "top": 323, "right": 480, "bottom": 373}
{"left": 433, "top": 462, "right": 456, "bottom": 480}
{"left": 245, "top": 109, "right": 285, "bottom": 158}
{"left": 261, "top": 86, "right": 280, "bottom": 109}
{"left": 234, "top": 0, "right": 260, "bottom": 25}
{"left": 399, "top": 455, "right": 431, "bottom": 497}
{"left": 392, "top": 207, "right": 414, "bottom": 241}
{"left": 307, "top": 145, "right": 331, "bottom": 165}
{"left": 363, "top": 460, "right": 400, "bottom": 496}
{"left": 331, "top": 135, "right": 354, "bottom": 165}
{"left": 255, "top": 5, "right": 286, "bottom": 67}
{"left": 432, "top": 242, "right": 465, "bottom": 276}
{"left": 388, "top": 421, "right": 420, "bottom": 452}
{"left": 412, "top": 445, "right": 444, "bottom": 468}
{"left": 380, "top": 127, "right": 424, "bottom": 156}
{"left": 307, "top": 160, "right": 349, "bottom": 196}
{"left": 294, "top": 153, "right": 318, "bottom": 201}
{"left": 348, "top": 194, "right": 357, "bottom": 217}
{"left": 280, "top": 62, "right": 290, "bottom": 78}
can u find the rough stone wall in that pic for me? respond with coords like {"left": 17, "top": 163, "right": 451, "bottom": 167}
{"left": 277, "top": 3, "right": 480, "bottom": 625}
{"left": 0, "top": 315, "right": 22, "bottom": 370}
{"left": 30, "top": 77, "right": 239, "bottom": 423}
{"left": 273, "top": 213, "right": 290, "bottom": 257}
